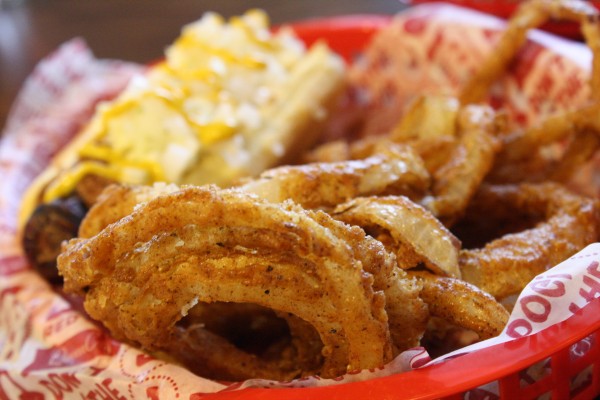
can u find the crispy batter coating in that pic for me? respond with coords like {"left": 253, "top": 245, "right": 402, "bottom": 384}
{"left": 410, "top": 271, "right": 510, "bottom": 340}
{"left": 458, "top": 182, "right": 600, "bottom": 300}
{"left": 333, "top": 196, "right": 461, "bottom": 278}
{"left": 419, "top": 104, "right": 502, "bottom": 225}
{"left": 78, "top": 183, "right": 179, "bottom": 238}
{"left": 58, "top": 185, "right": 394, "bottom": 379}
{"left": 239, "top": 142, "right": 430, "bottom": 210}
{"left": 306, "top": 207, "right": 429, "bottom": 354}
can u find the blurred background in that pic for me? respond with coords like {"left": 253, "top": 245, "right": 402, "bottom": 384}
{"left": 0, "top": 0, "right": 407, "bottom": 131}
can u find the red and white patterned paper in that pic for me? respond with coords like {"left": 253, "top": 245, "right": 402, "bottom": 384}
{"left": 0, "top": 4, "right": 599, "bottom": 399}
{"left": 344, "top": 2, "right": 591, "bottom": 137}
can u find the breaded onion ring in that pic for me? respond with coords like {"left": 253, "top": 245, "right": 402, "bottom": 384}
{"left": 78, "top": 183, "right": 181, "bottom": 238}
{"left": 458, "top": 182, "right": 600, "bottom": 300}
{"left": 306, "top": 207, "right": 429, "bottom": 354}
{"left": 58, "top": 185, "right": 393, "bottom": 379}
{"left": 165, "top": 308, "right": 323, "bottom": 382}
{"left": 78, "top": 181, "right": 430, "bottom": 357}
{"left": 410, "top": 271, "right": 509, "bottom": 340}
{"left": 239, "top": 142, "right": 430, "bottom": 210}
{"left": 332, "top": 195, "right": 461, "bottom": 278}
{"left": 419, "top": 104, "right": 502, "bottom": 225}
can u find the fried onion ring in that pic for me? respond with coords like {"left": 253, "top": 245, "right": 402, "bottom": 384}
{"left": 58, "top": 185, "right": 393, "bottom": 379}
{"left": 419, "top": 104, "right": 502, "bottom": 224}
{"left": 239, "top": 142, "right": 430, "bottom": 210}
{"left": 332, "top": 195, "right": 461, "bottom": 278}
{"left": 457, "top": 182, "right": 600, "bottom": 300}
{"left": 410, "top": 271, "right": 509, "bottom": 340}
{"left": 306, "top": 207, "right": 429, "bottom": 354}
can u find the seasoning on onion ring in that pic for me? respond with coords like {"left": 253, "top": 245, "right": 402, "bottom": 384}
{"left": 409, "top": 271, "right": 509, "bottom": 340}
{"left": 58, "top": 185, "right": 394, "bottom": 379}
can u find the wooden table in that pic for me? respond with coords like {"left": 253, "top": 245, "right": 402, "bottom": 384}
{"left": 0, "top": 0, "right": 407, "bottom": 133}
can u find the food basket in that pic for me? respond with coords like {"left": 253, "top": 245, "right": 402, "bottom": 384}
{"left": 1, "top": 3, "right": 600, "bottom": 399}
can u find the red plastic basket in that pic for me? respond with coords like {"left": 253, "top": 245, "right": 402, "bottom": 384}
{"left": 202, "top": 15, "right": 600, "bottom": 400}
{"left": 3, "top": 11, "right": 597, "bottom": 400}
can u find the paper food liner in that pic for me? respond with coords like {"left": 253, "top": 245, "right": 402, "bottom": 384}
{"left": 1, "top": 4, "right": 599, "bottom": 399}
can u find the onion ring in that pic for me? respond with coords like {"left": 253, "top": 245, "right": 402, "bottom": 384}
{"left": 410, "top": 271, "right": 509, "bottom": 340}
{"left": 239, "top": 141, "right": 430, "bottom": 210}
{"left": 457, "top": 182, "right": 600, "bottom": 300}
{"left": 332, "top": 195, "right": 461, "bottom": 278}
{"left": 306, "top": 207, "right": 429, "bottom": 354}
{"left": 419, "top": 104, "right": 502, "bottom": 224}
{"left": 58, "top": 185, "right": 393, "bottom": 379}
